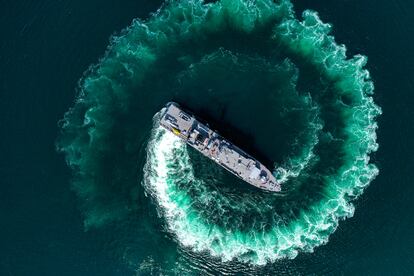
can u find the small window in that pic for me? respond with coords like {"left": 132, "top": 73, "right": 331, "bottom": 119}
{"left": 179, "top": 112, "right": 190, "bottom": 121}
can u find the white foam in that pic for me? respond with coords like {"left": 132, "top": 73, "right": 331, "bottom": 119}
{"left": 142, "top": 126, "right": 369, "bottom": 265}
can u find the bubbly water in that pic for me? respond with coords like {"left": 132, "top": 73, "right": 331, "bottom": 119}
{"left": 57, "top": 0, "right": 381, "bottom": 273}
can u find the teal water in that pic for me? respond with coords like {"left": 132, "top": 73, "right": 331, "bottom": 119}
{"left": 1, "top": 0, "right": 413, "bottom": 275}
{"left": 57, "top": 0, "right": 381, "bottom": 272}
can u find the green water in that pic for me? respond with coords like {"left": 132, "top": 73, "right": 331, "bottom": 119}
{"left": 57, "top": 0, "right": 380, "bottom": 272}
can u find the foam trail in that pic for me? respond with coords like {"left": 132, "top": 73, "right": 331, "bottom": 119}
{"left": 58, "top": 0, "right": 381, "bottom": 268}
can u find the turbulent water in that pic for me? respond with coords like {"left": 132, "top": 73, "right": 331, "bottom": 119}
{"left": 58, "top": 0, "right": 381, "bottom": 272}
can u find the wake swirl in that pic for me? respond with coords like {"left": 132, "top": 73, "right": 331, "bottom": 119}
{"left": 58, "top": 0, "right": 381, "bottom": 267}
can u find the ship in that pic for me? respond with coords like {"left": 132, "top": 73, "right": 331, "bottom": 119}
{"left": 159, "top": 102, "right": 281, "bottom": 192}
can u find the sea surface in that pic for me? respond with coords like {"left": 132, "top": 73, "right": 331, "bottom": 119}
{"left": 1, "top": 0, "right": 413, "bottom": 275}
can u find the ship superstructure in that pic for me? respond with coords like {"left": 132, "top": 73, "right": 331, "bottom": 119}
{"left": 159, "top": 102, "right": 281, "bottom": 192}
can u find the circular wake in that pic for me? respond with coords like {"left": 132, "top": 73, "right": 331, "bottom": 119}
{"left": 58, "top": 0, "right": 381, "bottom": 268}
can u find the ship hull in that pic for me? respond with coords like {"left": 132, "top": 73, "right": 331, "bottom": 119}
{"left": 159, "top": 102, "right": 281, "bottom": 192}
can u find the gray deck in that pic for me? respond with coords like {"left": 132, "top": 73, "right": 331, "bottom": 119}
{"left": 159, "top": 102, "right": 281, "bottom": 192}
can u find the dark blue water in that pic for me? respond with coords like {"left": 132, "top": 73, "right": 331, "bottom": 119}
{"left": 1, "top": 0, "right": 413, "bottom": 275}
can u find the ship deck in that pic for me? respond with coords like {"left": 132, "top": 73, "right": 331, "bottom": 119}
{"left": 159, "top": 102, "right": 281, "bottom": 192}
